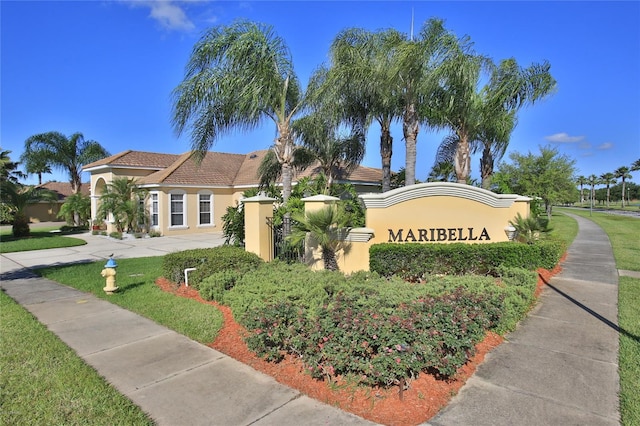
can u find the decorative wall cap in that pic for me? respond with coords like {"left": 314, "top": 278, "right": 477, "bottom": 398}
{"left": 343, "top": 227, "right": 375, "bottom": 242}
{"left": 242, "top": 195, "right": 277, "bottom": 203}
{"left": 359, "top": 182, "right": 526, "bottom": 209}
{"left": 302, "top": 194, "right": 340, "bottom": 202}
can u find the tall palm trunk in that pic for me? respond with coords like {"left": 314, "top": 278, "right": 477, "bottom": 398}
{"left": 621, "top": 178, "right": 626, "bottom": 208}
{"left": 454, "top": 131, "right": 471, "bottom": 184}
{"left": 380, "top": 123, "right": 393, "bottom": 193}
{"left": 480, "top": 145, "right": 494, "bottom": 190}
{"left": 403, "top": 103, "right": 419, "bottom": 186}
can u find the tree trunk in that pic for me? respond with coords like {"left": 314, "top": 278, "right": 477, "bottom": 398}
{"left": 480, "top": 145, "right": 494, "bottom": 190}
{"left": 403, "top": 103, "right": 419, "bottom": 186}
{"left": 621, "top": 179, "right": 626, "bottom": 208}
{"left": 380, "top": 126, "right": 393, "bottom": 193}
{"left": 322, "top": 247, "right": 339, "bottom": 272}
{"left": 454, "top": 132, "right": 470, "bottom": 184}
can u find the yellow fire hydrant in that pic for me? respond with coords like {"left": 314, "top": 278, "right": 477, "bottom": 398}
{"left": 101, "top": 257, "right": 119, "bottom": 294}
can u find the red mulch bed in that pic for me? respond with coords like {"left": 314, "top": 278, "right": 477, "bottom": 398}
{"left": 155, "top": 257, "right": 564, "bottom": 426}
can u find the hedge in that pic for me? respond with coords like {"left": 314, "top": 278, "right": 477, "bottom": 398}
{"left": 161, "top": 246, "right": 263, "bottom": 289}
{"left": 369, "top": 239, "right": 565, "bottom": 281}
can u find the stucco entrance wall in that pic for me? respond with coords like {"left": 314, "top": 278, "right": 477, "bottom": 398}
{"left": 360, "top": 183, "right": 530, "bottom": 246}
{"left": 327, "top": 183, "right": 531, "bottom": 274}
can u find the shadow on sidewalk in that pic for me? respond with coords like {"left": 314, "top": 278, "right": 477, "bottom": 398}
{"left": 540, "top": 273, "right": 639, "bottom": 344}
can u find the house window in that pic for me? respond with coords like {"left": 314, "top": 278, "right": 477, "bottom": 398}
{"left": 198, "top": 192, "right": 213, "bottom": 226}
{"left": 150, "top": 193, "right": 159, "bottom": 227}
{"left": 170, "top": 192, "right": 186, "bottom": 227}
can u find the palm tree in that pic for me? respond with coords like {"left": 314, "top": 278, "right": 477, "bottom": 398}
{"left": 291, "top": 112, "right": 365, "bottom": 193}
{"left": 631, "top": 159, "right": 640, "bottom": 172}
{"left": 433, "top": 49, "right": 556, "bottom": 184}
{"left": 1, "top": 182, "right": 57, "bottom": 237}
{"left": 576, "top": 175, "right": 587, "bottom": 204}
{"left": 476, "top": 107, "right": 517, "bottom": 189}
{"left": 393, "top": 18, "right": 456, "bottom": 186}
{"left": 288, "top": 204, "right": 351, "bottom": 272}
{"left": 614, "top": 166, "right": 632, "bottom": 208}
{"left": 0, "top": 149, "right": 26, "bottom": 184}
{"left": 588, "top": 174, "right": 599, "bottom": 208}
{"left": 599, "top": 172, "right": 616, "bottom": 208}
{"left": 97, "top": 177, "right": 148, "bottom": 233}
{"left": 20, "top": 149, "right": 51, "bottom": 185}
{"left": 23, "top": 131, "right": 108, "bottom": 194}
{"left": 58, "top": 192, "right": 91, "bottom": 227}
{"left": 322, "top": 27, "right": 401, "bottom": 192}
{"left": 172, "top": 20, "right": 302, "bottom": 205}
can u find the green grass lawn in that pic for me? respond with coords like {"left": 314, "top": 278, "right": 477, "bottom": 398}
{"left": 0, "top": 226, "right": 87, "bottom": 253}
{"left": 0, "top": 291, "right": 153, "bottom": 426}
{"left": 557, "top": 208, "right": 640, "bottom": 425}
{"left": 36, "top": 256, "right": 224, "bottom": 344}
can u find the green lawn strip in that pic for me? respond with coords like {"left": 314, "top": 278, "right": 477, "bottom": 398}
{"left": 619, "top": 276, "right": 640, "bottom": 426}
{"left": 0, "top": 227, "right": 87, "bottom": 253}
{"left": 36, "top": 256, "right": 223, "bottom": 344}
{"left": 557, "top": 208, "right": 640, "bottom": 271}
{"left": 547, "top": 211, "right": 579, "bottom": 247}
{"left": 0, "top": 291, "right": 153, "bottom": 426}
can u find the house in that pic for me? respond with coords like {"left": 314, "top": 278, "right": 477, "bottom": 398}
{"left": 26, "top": 182, "right": 90, "bottom": 223}
{"left": 82, "top": 149, "right": 382, "bottom": 236}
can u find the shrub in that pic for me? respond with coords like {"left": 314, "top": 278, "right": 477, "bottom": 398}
{"left": 370, "top": 240, "right": 565, "bottom": 280}
{"left": 199, "top": 269, "right": 247, "bottom": 303}
{"left": 109, "top": 231, "right": 122, "bottom": 240}
{"left": 161, "top": 246, "right": 263, "bottom": 289}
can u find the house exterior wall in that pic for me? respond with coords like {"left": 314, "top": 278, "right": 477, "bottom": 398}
{"left": 26, "top": 202, "right": 63, "bottom": 223}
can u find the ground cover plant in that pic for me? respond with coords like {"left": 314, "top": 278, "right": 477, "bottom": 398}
{"left": 0, "top": 225, "right": 87, "bottom": 253}
{"left": 0, "top": 291, "right": 153, "bottom": 425}
{"left": 37, "top": 256, "right": 223, "bottom": 344}
{"left": 205, "top": 261, "right": 537, "bottom": 389}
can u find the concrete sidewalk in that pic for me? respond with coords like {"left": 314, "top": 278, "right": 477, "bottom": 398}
{"left": 428, "top": 213, "right": 620, "bottom": 425}
{"left": 0, "top": 233, "right": 374, "bottom": 426}
{"left": 1, "top": 216, "right": 622, "bottom": 425}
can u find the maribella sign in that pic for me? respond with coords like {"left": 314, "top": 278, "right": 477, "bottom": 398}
{"left": 358, "top": 182, "right": 531, "bottom": 247}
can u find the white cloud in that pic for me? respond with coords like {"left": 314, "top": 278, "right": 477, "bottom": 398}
{"left": 124, "top": 1, "right": 196, "bottom": 32}
{"left": 545, "top": 132, "right": 585, "bottom": 143}
{"left": 597, "top": 142, "right": 614, "bottom": 150}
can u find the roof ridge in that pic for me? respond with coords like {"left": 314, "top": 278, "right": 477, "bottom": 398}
{"left": 150, "top": 151, "right": 195, "bottom": 183}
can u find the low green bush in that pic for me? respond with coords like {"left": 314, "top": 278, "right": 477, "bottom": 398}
{"left": 370, "top": 239, "right": 565, "bottom": 280}
{"left": 199, "top": 268, "right": 248, "bottom": 302}
{"left": 109, "top": 231, "right": 122, "bottom": 240}
{"left": 225, "top": 261, "right": 538, "bottom": 388}
{"left": 162, "top": 246, "right": 263, "bottom": 289}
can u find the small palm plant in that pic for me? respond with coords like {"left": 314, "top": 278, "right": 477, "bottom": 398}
{"left": 287, "top": 204, "right": 351, "bottom": 271}
{"left": 509, "top": 213, "right": 551, "bottom": 244}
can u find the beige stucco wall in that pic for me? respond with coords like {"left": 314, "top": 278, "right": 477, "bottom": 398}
{"left": 26, "top": 202, "right": 63, "bottom": 223}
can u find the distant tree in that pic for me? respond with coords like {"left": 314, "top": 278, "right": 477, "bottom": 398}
{"left": 172, "top": 20, "right": 302, "bottom": 205}
{"left": 23, "top": 131, "right": 108, "bottom": 194}
{"left": 96, "top": 177, "right": 148, "bottom": 233}
{"left": 599, "top": 172, "right": 616, "bottom": 208}
{"left": 20, "top": 149, "right": 51, "bottom": 185}
{"left": 576, "top": 175, "right": 587, "bottom": 204}
{"left": 587, "top": 174, "right": 600, "bottom": 208}
{"left": 496, "top": 145, "right": 576, "bottom": 219}
{"left": 614, "top": 166, "right": 632, "bottom": 207}
{"left": 631, "top": 159, "right": 640, "bottom": 172}
{"left": 427, "top": 161, "right": 456, "bottom": 182}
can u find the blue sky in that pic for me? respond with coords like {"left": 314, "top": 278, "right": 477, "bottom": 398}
{"left": 2, "top": 1, "right": 639, "bottom": 186}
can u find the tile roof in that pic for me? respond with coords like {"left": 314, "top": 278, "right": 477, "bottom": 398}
{"left": 37, "top": 181, "right": 91, "bottom": 200}
{"left": 85, "top": 149, "right": 382, "bottom": 188}
{"left": 83, "top": 150, "right": 180, "bottom": 170}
